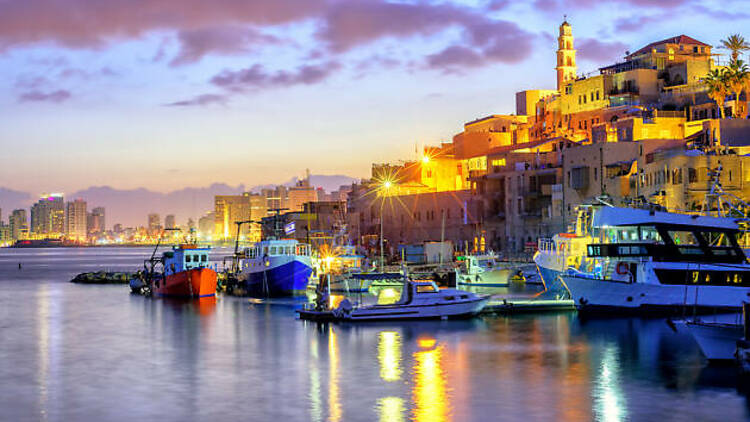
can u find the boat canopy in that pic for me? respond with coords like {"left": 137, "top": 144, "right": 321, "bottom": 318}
{"left": 592, "top": 207, "right": 738, "bottom": 230}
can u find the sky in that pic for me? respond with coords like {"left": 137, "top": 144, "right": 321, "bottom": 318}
{"left": 1, "top": 0, "right": 749, "bottom": 194}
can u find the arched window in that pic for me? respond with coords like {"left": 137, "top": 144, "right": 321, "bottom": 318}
{"left": 566, "top": 57, "right": 572, "bottom": 66}
{"left": 566, "top": 41, "right": 572, "bottom": 49}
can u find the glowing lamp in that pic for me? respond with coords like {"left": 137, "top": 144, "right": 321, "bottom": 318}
{"left": 422, "top": 156, "right": 430, "bottom": 164}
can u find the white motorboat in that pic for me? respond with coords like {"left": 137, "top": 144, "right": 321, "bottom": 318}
{"left": 552, "top": 205, "right": 750, "bottom": 313}
{"left": 681, "top": 319, "right": 743, "bottom": 361}
{"left": 456, "top": 254, "right": 514, "bottom": 287}
{"left": 297, "top": 279, "right": 489, "bottom": 321}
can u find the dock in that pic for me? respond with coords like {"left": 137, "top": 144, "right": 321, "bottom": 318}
{"left": 482, "top": 296, "right": 575, "bottom": 314}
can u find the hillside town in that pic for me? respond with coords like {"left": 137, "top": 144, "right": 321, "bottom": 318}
{"left": 4, "top": 22, "right": 750, "bottom": 255}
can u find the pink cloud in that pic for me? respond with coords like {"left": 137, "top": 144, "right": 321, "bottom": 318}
{"left": 18, "top": 89, "right": 71, "bottom": 103}
{"left": 210, "top": 62, "right": 341, "bottom": 91}
{"left": 165, "top": 93, "right": 227, "bottom": 107}
{"left": 0, "top": 0, "right": 326, "bottom": 50}
{"left": 170, "top": 26, "right": 280, "bottom": 66}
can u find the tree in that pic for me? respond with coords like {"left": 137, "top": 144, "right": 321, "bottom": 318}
{"left": 720, "top": 34, "right": 750, "bottom": 63}
{"left": 727, "top": 60, "right": 750, "bottom": 118}
{"left": 703, "top": 68, "right": 729, "bottom": 119}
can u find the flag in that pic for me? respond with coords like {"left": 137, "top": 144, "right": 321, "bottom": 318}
{"left": 284, "top": 222, "right": 296, "bottom": 235}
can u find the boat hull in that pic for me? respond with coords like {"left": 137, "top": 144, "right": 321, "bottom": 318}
{"left": 240, "top": 259, "right": 312, "bottom": 297}
{"left": 342, "top": 297, "right": 489, "bottom": 321}
{"left": 153, "top": 268, "right": 217, "bottom": 298}
{"left": 684, "top": 322, "right": 743, "bottom": 361}
{"left": 561, "top": 275, "right": 750, "bottom": 314}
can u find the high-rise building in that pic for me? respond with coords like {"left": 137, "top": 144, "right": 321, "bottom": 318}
{"left": 65, "top": 199, "right": 87, "bottom": 241}
{"left": 30, "top": 194, "right": 64, "bottom": 236}
{"left": 113, "top": 223, "right": 123, "bottom": 233}
{"left": 214, "top": 196, "right": 251, "bottom": 240}
{"left": 9, "top": 209, "right": 28, "bottom": 240}
{"left": 147, "top": 213, "right": 161, "bottom": 233}
{"left": 87, "top": 207, "right": 105, "bottom": 235}
{"left": 164, "top": 214, "right": 176, "bottom": 229}
{"left": 555, "top": 19, "right": 576, "bottom": 91}
{"left": 198, "top": 212, "right": 214, "bottom": 239}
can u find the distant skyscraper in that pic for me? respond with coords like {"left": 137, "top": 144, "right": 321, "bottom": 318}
{"left": 113, "top": 223, "right": 123, "bottom": 233}
{"left": 30, "top": 194, "right": 64, "bottom": 236}
{"left": 165, "top": 214, "right": 176, "bottom": 229}
{"left": 65, "top": 199, "right": 87, "bottom": 241}
{"left": 147, "top": 213, "right": 161, "bottom": 232}
{"left": 214, "top": 196, "right": 251, "bottom": 240}
{"left": 187, "top": 218, "right": 195, "bottom": 230}
{"left": 198, "top": 212, "right": 214, "bottom": 238}
{"left": 87, "top": 207, "right": 105, "bottom": 234}
{"left": 9, "top": 209, "right": 28, "bottom": 240}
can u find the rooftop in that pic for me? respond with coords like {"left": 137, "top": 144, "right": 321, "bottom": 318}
{"left": 629, "top": 35, "right": 710, "bottom": 58}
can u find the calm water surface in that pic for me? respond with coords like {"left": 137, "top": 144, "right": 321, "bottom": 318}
{"left": 1, "top": 248, "right": 748, "bottom": 421}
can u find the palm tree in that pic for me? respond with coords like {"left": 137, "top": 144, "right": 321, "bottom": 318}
{"left": 727, "top": 60, "right": 750, "bottom": 117}
{"left": 720, "top": 34, "right": 750, "bottom": 64}
{"left": 703, "top": 68, "right": 729, "bottom": 119}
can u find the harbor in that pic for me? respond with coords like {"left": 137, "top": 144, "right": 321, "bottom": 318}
{"left": 5, "top": 2, "right": 750, "bottom": 420}
{"left": 3, "top": 246, "right": 750, "bottom": 421}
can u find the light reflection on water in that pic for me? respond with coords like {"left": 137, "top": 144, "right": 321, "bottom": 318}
{"left": 1, "top": 248, "right": 750, "bottom": 421}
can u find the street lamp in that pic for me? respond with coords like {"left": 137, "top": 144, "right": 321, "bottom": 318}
{"left": 379, "top": 179, "right": 393, "bottom": 271}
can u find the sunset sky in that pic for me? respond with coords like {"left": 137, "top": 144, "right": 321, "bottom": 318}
{"left": 1, "top": 0, "right": 748, "bottom": 194}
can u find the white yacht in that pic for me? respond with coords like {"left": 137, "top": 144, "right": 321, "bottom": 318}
{"left": 550, "top": 205, "right": 750, "bottom": 313}
{"left": 297, "top": 279, "right": 489, "bottom": 321}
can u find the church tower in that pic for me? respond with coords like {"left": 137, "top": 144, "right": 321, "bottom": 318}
{"left": 556, "top": 18, "right": 577, "bottom": 92}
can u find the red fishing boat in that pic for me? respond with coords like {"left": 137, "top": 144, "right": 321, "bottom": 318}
{"left": 151, "top": 244, "right": 217, "bottom": 298}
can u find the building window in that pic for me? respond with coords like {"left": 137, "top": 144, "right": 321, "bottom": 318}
{"left": 596, "top": 91, "right": 600, "bottom": 100}
{"left": 590, "top": 92, "right": 594, "bottom": 102}
{"left": 594, "top": 167, "right": 598, "bottom": 181}
{"left": 688, "top": 168, "right": 697, "bottom": 183}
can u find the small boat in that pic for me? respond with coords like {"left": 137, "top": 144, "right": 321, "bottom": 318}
{"left": 682, "top": 320, "right": 743, "bottom": 361}
{"left": 456, "top": 254, "right": 512, "bottom": 287}
{"left": 236, "top": 238, "right": 313, "bottom": 297}
{"left": 297, "top": 279, "right": 489, "bottom": 321}
{"left": 151, "top": 244, "right": 217, "bottom": 298}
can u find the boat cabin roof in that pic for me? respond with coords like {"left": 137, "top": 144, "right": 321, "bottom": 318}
{"left": 593, "top": 207, "right": 738, "bottom": 231}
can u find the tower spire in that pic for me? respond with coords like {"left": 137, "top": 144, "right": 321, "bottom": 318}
{"left": 555, "top": 18, "right": 577, "bottom": 92}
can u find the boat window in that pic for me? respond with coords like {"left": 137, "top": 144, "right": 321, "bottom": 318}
{"left": 668, "top": 230, "right": 699, "bottom": 245}
{"left": 270, "top": 247, "right": 277, "bottom": 255}
{"left": 285, "top": 246, "right": 292, "bottom": 255}
{"left": 185, "top": 255, "right": 191, "bottom": 263}
{"left": 416, "top": 284, "right": 438, "bottom": 293}
{"left": 639, "top": 226, "right": 663, "bottom": 243}
{"left": 701, "top": 231, "right": 732, "bottom": 247}
{"left": 263, "top": 247, "right": 269, "bottom": 255}
{"left": 201, "top": 255, "right": 207, "bottom": 262}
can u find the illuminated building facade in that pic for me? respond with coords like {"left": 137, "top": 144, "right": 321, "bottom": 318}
{"left": 87, "top": 207, "right": 105, "bottom": 235}
{"left": 9, "top": 209, "right": 28, "bottom": 241}
{"left": 64, "top": 199, "right": 87, "bottom": 242}
{"left": 350, "top": 19, "right": 750, "bottom": 255}
{"left": 30, "top": 194, "right": 64, "bottom": 237}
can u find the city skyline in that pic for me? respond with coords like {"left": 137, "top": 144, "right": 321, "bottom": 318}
{"left": 2, "top": 0, "right": 749, "bottom": 194}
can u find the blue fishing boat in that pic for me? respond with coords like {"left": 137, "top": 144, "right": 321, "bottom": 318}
{"left": 237, "top": 239, "right": 313, "bottom": 297}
